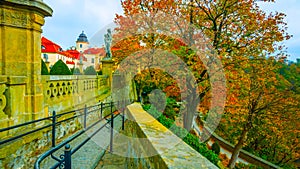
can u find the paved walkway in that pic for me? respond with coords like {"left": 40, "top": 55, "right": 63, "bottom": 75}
{"left": 40, "top": 116, "right": 123, "bottom": 169}
{"left": 95, "top": 124, "right": 128, "bottom": 169}
{"left": 95, "top": 149, "right": 126, "bottom": 169}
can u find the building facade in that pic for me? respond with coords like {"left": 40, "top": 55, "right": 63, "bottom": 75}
{"left": 41, "top": 31, "right": 106, "bottom": 72}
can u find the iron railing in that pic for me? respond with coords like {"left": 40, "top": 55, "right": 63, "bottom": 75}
{"left": 0, "top": 100, "right": 127, "bottom": 169}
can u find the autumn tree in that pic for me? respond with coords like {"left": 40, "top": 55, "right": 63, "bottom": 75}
{"left": 114, "top": 0, "right": 217, "bottom": 131}
{"left": 184, "top": 0, "right": 294, "bottom": 168}
{"left": 239, "top": 61, "right": 300, "bottom": 168}
{"left": 219, "top": 57, "right": 299, "bottom": 168}
{"left": 114, "top": 0, "right": 294, "bottom": 168}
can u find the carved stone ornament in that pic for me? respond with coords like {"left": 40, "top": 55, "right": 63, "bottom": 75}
{"left": 0, "top": 84, "right": 8, "bottom": 117}
{"left": 1, "top": 9, "right": 33, "bottom": 28}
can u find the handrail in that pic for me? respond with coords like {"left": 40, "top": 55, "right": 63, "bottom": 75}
{"left": 34, "top": 101, "right": 126, "bottom": 169}
{"left": 0, "top": 123, "right": 53, "bottom": 145}
{"left": 0, "top": 101, "right": 111, "bottom": 146}
{"left": 0, "top": 116, "right": 53, "bottom": 132}
{"left": 0, "top": 99, "right": 129, "bottom": 169}
{"left": 34, "top": 112, "right": 119, "bottom": 169}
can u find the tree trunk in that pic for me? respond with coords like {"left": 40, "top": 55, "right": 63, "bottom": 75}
{"left": 183, "top": 76, "right": 199, "bottom": 131}
{"left": 228, "top": 127, "right": 248, "bottom": 169}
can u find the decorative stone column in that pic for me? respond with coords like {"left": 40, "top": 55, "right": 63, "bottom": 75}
{"left": 78, "top": 63, "right": 84, "bottom": 74}
{"left": 101, "top": 60, "right": 114, "bottom": 87}
{"left": 0, "top": 0, "right": 52, "bottom": 123}
{"left": 45, "top": 61, "right": 51, "bottom": 72}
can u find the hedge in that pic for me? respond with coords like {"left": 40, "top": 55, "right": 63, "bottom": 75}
{"left": 41, "top": 59, "right": 49, "bottom": 75}
{"left": 84, "top": 66, "right": 97, "bottom": 75}
{"left": 50, "top": 60, "right": 72, "bottom": 75}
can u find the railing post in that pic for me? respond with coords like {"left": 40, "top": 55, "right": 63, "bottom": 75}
{"left": 110, "top": 102, "right": 114, "bottom": 153}
{"left": 100, "top": 102, "right": 103, "bottom": 119}
{"left": 64, "top": 144, "right": 72, "bottom": 169}
{"left": 84, "top": 105, "right": 87, "bottom": 129}
{"left": 110, "top": 101, "right": 113, "bottom": 114}
{"left": 52, "top": 111, "right": 56, "bottom": 147}
{"left": 122, "top": 109, "right": 125, "bottom": 130}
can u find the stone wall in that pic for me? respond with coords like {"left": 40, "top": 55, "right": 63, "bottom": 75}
{"left": 123, "top": 103, "right": 218, "bottom": 169}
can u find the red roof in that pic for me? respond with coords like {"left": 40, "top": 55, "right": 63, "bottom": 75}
{"left": 66, "top": 60, "right": 75, "bottom": 65}
{"left": 60, "top": 51, "right": 74, "bottom": 58}
{"left": 42, "top": 37, "right": 63, "bottom": 53}
{"left": 83, "top": 48, "right": 105, "bottom": 55}
{"left": 65, "top": 49, "right": 80, "bottom": 60}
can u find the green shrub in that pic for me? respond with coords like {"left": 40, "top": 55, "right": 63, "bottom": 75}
{"left": 50, "top": 60, "right": 72, "bottom": 75}
{"left": 41, "top": 59, "right": 49, "bottom": 75}
{"left": 164, "top": 97, "right": 179, "bottom": 120}
{"left": 171, "top": 125, "right": 188, "bottom": 139}
{"left": 71, "top": 67, "right": 81, "bottom": 75}
{"left": 97, "top": 70, "right": 103, "bottom": 75}
{"left": 212, "top": 142, "right": 221, "bottom": 155}
{"left": 143, "top": 104, "right": 151, "bottom": 111}
{"left": 158, "top": 115, "right": 174, "bottom": 128}
{"left": 84, "top": 66, "right": 97, "bottom": 75}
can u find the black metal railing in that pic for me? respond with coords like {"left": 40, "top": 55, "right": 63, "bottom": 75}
{"left": 0, "top": 100, "right": 128, "bottom": 169}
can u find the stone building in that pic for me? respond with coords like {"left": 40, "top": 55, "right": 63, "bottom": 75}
{"left": 41, "top": 31, "right": 107, "bottom": 72}
{"left": 41, "top": 37, "right": 79, "bottom": 69}
{"left": 83, "top": 47, "right": 106, "bottom": 71}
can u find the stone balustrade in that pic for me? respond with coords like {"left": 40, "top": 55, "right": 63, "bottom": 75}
{"left": 42, "top": 75, "right": 110, "bottom": 113}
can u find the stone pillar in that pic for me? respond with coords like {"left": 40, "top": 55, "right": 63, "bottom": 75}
{"left": 45, "top": 61, "right": 51, "bottom": 72}
{"left": 0, "top": 0, "right": 52, "bottom": 122}
{"left": 101, "top": 60, "right": 114, "bottom": 87}
{"left": 78, "top": 63, "right": 84, "bottom": 74}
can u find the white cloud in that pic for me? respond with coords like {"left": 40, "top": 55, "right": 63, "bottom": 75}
{"left": 42, "top": 0, "right": 123, "bottom": 49}
{"left": 83, "top": 0, "right": 123, "bottom": 24}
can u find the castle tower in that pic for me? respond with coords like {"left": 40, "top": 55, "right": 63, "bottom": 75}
{"left": 76, "top": 31, "right": 89, "bottom": 53}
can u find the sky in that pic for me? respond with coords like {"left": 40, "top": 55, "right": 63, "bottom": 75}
{"left": 42, "top": 0, "right": 300, "bottom": 61}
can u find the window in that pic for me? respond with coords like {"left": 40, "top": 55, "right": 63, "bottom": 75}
{"left": 91, "top": 58, "right": 94, "bottom": 63}
{"left": 80, "top": 44, "right": 82, "bottom": 48}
